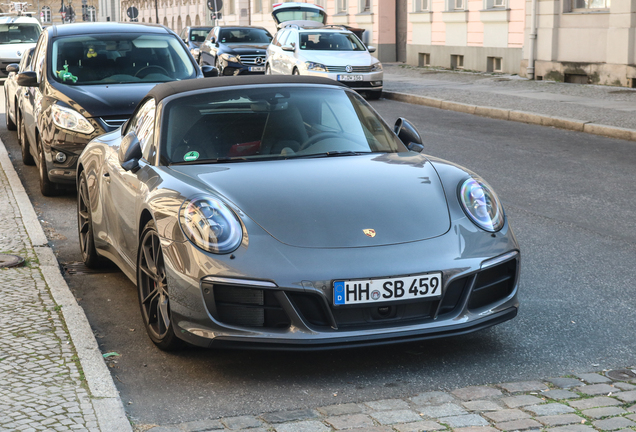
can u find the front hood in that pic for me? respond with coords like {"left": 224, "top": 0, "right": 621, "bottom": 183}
{"left": 0, "top": 43, "right": 36, "bottom": 60}
{"left": 226, "top": 44, "right": 269, "bottom": 55}
{"left": 171, "top": 153, "right": 451, "bottom": 248}
{"left": 304, "top": 51, "right": 376, "bottom": 66}
{"left": 51, "top": 83, "right": 158, "bottom": 118}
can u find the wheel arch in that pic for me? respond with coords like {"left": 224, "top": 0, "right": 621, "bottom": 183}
{"left": 139, "top": 209, "right": 154, "bottom": 240}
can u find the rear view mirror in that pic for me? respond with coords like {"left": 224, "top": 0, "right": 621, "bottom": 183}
{"left": 367, "top": 45, "right": 377, "bottom": 53}
{"left": 201, "top": 65, "right": 219, "bottom": 77}
{"left": 119, "top": 132, "right": 142, "bottom": 172}
{"left": 394, "top": 118, "right": 423, "bottom": 152}
{"left": 282, "top": 44, "right": 295, "bottom": 52}
{"left": 6, "top": 63, "right": 19, "bottom": 73}
{"left": 17, "top": 71, "right": 38, "bottom": 87}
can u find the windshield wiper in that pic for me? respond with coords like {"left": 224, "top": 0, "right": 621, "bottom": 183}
{"left": 171, "top": 157, "right": 250, "bottom": 165}
{"left": 292, "top": 151, "right": 373, "bottom": 159}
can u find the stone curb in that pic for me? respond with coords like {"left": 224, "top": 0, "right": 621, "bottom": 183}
{"left": 0, "top": 139, "right": 132, "bottom": 432}
{"left": 382, "top": 91, "right": 636, "bottom": 142}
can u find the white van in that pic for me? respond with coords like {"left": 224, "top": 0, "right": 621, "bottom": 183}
{"left": 0, "top": 16, "right": 42, "bottom": 78}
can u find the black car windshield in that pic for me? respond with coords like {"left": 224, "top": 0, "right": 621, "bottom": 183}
{"left": 300, "top": 32, "right": 366, "bottom": 51}
{"left": 218, "top": 28, "right": 272, "bottom": 44}
{"left": 162, "top": 86, "right": 406, "bottom": 165}
{"left": 51, "top": 34, "right": 197, "bottom": 85}
{"left": 0, "top": 23, "right": 40, "bottom": 44}
{"left": 189, "top": 28, "right": 212, "bottom": 42}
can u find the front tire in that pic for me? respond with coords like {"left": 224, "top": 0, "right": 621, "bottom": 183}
{"left": 37, "top": 134, "right": 56, "bottom": 196}
{"left": 137, "top": 220, "right": 185, "bottom": 351}
{"left": 19, "top": 111, "right": 34, "bottom": 165}
{"left": 5, "top": 94, "right": 16, "bottom": 130}
{"left": 77, "top": 171, "right": 102, "bottom": 268}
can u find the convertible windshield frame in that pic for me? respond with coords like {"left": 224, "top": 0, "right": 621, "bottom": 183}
{"left": 159, "top": 84, "right": 406, "bottom": 166}
{"left": 49, "top": 33, "right": 198, "bottom": 86}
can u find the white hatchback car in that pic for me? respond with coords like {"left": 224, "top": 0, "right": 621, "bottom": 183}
{"left": 0, "top": 16, "right": 42, "bottom": 79}
{"left": 266, "top": 24, "right": 383, "bottom": 99}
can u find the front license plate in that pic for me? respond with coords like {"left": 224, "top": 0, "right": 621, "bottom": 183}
{"left": 249, "top": 66, "right": 265, "bottom": 72}
{"left": 333, "top": 273, "right": 442, "bottom": 306}
{"left": 337, "top": 74, "right": 363, "bottom": 81}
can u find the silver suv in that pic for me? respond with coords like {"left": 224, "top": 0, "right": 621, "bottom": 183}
{"left": 265, "top": 24, "right": 383, "bottom": 99}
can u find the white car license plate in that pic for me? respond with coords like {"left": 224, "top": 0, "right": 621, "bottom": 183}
{"left": 249, "top": 66, "right": 265, "bottom": 72}
{"left": 337, "top": 75, "right": 363, "bottom": 81}
{"left": 333, "top": 273, "right": 442, "bottom": 306}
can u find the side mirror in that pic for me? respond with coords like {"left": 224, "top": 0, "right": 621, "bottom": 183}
{"left": 17, "top": 71, "right": 38, "bottom": 87}
{"left": 119, "top": 132, "right": 142, "bottom": 172}
{"left": 367, "top": 45, "right": 377, "bottom": 53}
{"left": 6, "top": 63, "right": 19, "bottom": 73}
{"left": 210, "top": 37, "right": 216, "bottom": 44}
{"left": 394, "top": 118, "right": 423, "bottom": 152}
{"left": 282, "top": 44, "right": 295, "bottom": 52}
{"left": 201, "top": 65, "right": 219, "bottom": 77}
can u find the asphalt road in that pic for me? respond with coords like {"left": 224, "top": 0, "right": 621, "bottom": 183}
{"left": 1, "top": 91, "right": 635, "bottom": 427}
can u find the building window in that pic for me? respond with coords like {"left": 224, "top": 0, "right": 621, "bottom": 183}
{"left": 573, "top": 0, "right": 609, "bottom": 8}
{"left": 454, "top": 0, "right": 464, "bottom": 9}
{"left": 41, "top": 6, "right": 51, "bottom": 22}
{"left": 337, "top": 0, "right": 347, "bottom": 13}
{"left": 451, "top": 54, "right": 464, "bottom": 69}
{"left": 414, "top": 0, "right": 428, "bottom": 11}
{"left": 85, "top": 6, "right": 96, "bottom": 21}
{"left": 226, "top": 0, "right": 234, "bottom": 14}
{"left": 484, "top": 0, "right": 505, "bottom": 8}
{"left": 419, "top": 53, "right": 430, "bottom": 66}
{"left": 254, "top": 0, "right": 262, "bottom": 13}
{"left": 487, "top": 56, "right": 502, "bottom": 72}
{"left": 359, "top": 0, "right": 370, "bottom": 12}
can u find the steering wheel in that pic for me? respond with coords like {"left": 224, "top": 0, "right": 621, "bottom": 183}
{"left": 135, "top": 65, "right": 169, "bottom": 78}
{"left": 299, "top": 132, "right": 344, "bottom": 150}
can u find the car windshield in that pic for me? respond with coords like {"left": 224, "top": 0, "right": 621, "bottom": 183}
{"left": 50, "top": 34, "right": 197, "bottom": 85}
{"left": 190, "top": 28, "right": 211, "bottom": 42}
{"left": 274, "top": 9, "right": 325, "bottom": 23}
{"left": 217, "top": 28, "right": 272, "bottom": 44}
{"left": 162, "top": 86, "right": 406, "bottom": 165}
{"left": 300, "top": 32, "right": 366, "bottom": 51}
{"left": 0, "top": 23, "right": 40, "bottom": 44}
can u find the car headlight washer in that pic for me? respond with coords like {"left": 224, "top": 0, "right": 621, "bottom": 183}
{"left": 51, "top": 104, "right": 95, "bottom": 134}
{"left": 179, "top": 196, "right": 243, "bottom": 254}
{"left": 458, "top": 176, "right": 504, "bottom": 232}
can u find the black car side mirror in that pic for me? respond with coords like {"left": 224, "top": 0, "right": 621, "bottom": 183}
{"left": 119, "top": 132, "right": 142, "bottom": 172}
{"left": 6, "top": 63, "right": 19, "bottom": 73}
{"left": 17, "top": 71, "right": 38, "bottom": 87}
{"left": 394, "top": 118, "right": 423, "bottom": 152}
{"left": 210, "top": 37, "right": 216, "bottom": 44}
{"left": 201, "top": 65, "right": 219, "bottom": 77}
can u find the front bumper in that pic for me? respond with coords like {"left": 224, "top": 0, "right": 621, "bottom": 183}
{"left": 304, "top": 70, "right": 383, "bottom": 92}
{"left": 161, "top": 218, "right": 520, "bottom": 350}
{"left": 221, "top": 61, "right": 266, "bottom": 76}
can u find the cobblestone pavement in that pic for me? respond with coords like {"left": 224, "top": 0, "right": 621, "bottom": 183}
{"left": 138, "top": 371, "right": 636, "bottom": 432}
{"left": 0, "top": 162, "right": 102, "bottom": 430}
{"left": 382, "top": 64, "right": 636, "bottom": 131}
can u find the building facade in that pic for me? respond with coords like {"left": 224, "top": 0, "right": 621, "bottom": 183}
{"left": 521, "top": 0, "right": 636, "bottom": 87}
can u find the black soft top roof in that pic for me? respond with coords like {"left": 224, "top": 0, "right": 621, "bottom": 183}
{"left": 48, "top": 22, "right": 171, "bottom": 37}
{"left": 148, "top": 76, "right": 347, "bottom": 102}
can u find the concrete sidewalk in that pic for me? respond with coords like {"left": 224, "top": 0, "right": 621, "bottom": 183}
{"left": 381, "top": 64, "right": 636, "bottom": 142}
{"left": 0, "top": 140, "right": 131, "bottom": 431}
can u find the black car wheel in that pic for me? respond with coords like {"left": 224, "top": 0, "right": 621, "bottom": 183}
{"left": 5, "top": 94, "right": 16, "bottom": 131}
{"left": 137, "top": 220, "right": 184, "bottom": 351}
{"left": 367, "top": 90, "right": 382, "bottom": 100}
{"left": 37, "top": 134, "right": 56, "bottom": 196}
{"left": 19, "top": 111, "right": 35, "bottom": 166}
{"left": 77, "top": 171, "right": 102, "bottom": 268}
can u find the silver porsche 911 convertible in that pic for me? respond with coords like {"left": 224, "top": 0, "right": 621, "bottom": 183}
{"left": 77, "top": 75, "right": 520, "bottom": 351}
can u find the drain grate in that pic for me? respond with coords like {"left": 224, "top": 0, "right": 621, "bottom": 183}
{"left": 63, "top": 261, "right": 120, "bottom": 275}
{"left": 606, "top": 369, "right": 636, "bottom": 381}
{"left": 0, "top": 254, "right": 25, "bottom": 268}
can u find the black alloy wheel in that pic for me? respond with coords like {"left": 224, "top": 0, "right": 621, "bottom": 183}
{"left": 137, "top": 220, "right": 184, "bottom": 351}
{"left": 19, "top": 111, "right": 34, "bottom": 165}
{"left": 77, "top": 172, "right": 101, "bottom": 268}
{"left": 5, "top": 94, "right": 16, "bottom": 130}
{"left": 37, "top": 134, "right": 56, "bottom": 196}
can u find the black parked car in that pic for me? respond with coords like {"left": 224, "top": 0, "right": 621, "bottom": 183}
{"left": 199, "top": 26, "right": 272, "bottom": 76}
{"left": 16, "top": 22, "right": 217, "bottom": 196}
{"left": 178, "top": 25, "right": 213, "bottom": 63}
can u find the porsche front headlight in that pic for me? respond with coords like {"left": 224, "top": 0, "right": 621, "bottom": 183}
{"left": 51, "top": 104, "right": 95, "bottom": 134}
{"left": 179, "top": 197, "right": 243, "bottom": 254}
{"left": 459, "top": 176, "right": 504, "bottom": 232}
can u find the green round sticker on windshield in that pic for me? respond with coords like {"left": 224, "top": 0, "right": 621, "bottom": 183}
{"left": 184, "top": 151, "right": 200, "bottom": 162}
